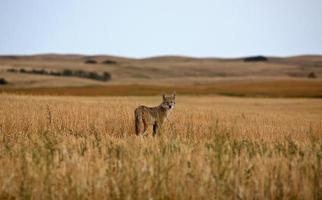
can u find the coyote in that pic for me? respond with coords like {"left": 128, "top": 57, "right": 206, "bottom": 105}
{"left": 134, "top": 92, "right": 176, "bottom": 136}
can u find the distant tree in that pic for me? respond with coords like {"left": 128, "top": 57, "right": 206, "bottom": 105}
{"left": 4, "top": 67, "right": 112, "bottom": 82}
{"left": 308, "top": 72, "right": 317, "bottom": 79}
{"left": 62, "top": 69, "right": 73, "bottom": 76}
{"left": 102, "top": 72, "right": 112, "bottom": 81}
{"left": 7, "top": 68, "right": 18, "bottom": 73}
{"left": 0, "top": 78, "right": 8, "bottom": 85}
{"left": 41, "top": 69, "right": 48, "bottom": 75}
{"left": 74, "top": 70, "right": 86, "bottom": 78}
{"left": 49, "top": 71, "right": 62, "bottom": 76}
{"left": 244, "top": 56, "right": 268, "bottom": 62}
{"left": 31, "top": 68, "right": 47, "bottom": 75}
{"left": 87, "top": 72, "right": 100, "bottom": 80}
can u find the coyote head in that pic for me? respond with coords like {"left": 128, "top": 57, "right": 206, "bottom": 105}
{"left": 161, "top": 92, "right": 176, "bottom": 110}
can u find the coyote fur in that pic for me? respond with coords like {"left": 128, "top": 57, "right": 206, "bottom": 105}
{"left": 134, "top": 92, "right": 176, "bottom": 136}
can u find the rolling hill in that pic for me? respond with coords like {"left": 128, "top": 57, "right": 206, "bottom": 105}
{"left": 0, "top": 54, "right": 321, "bottom": 97}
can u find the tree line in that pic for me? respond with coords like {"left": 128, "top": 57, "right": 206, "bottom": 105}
{"left": 7, "top": 68, "right": 112, "bottom": 82}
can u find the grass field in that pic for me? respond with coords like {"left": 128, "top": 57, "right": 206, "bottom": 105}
{"left": 1, "top": 78, "right": 322, "bottom": 98}
{"left": 0, "top": 94, "right": 321, "bottom": 199}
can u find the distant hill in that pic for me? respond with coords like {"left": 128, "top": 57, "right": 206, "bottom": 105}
{"left": 0, "top": 54, "right": 321, "bottom": 88}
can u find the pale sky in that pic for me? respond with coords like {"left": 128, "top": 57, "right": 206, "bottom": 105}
{"left": 0, "top": 0, "right": 322, "bottom": 58}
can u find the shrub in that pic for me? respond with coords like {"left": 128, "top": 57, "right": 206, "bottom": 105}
{"left": 31, "top": 69, "right": 48, "bottom": 75}
{"left": 102, "top": 72, "right": 112, "bottom": 81}
{"left": 0, "top": 78, "right": 8, "bottom": 85}
{"left": 62, "top": 69, "right": 73, "bottom": 76}
{"left": 307, "top": 72, "right": 317, "bottom": 79}
{"left": 7, "top": 68, "right": 18, "bottom": 73}
{"left": 49, "top": 71, "right": 62, "bottom": 76}
{"left": 89, "top": 72, "right": 102, "bottom": 80}
{"left": 74, "top": 70, "right": 87, "bottom": 78}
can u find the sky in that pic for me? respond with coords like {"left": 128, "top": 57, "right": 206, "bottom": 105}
{"left": 0, "top": 0, "right": 322, "bottom": 58}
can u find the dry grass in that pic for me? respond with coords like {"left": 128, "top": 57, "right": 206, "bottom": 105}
{"left": 1, "top": 78, "right": 322, "bottom": 98}
{"left": 0, "top": 94, "right": 321, "bottom": 199}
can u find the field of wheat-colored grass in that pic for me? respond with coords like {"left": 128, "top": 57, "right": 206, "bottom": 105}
{"left": 2, "top": 78, "right": 322, "bottom": 98}
{"left": 0, "top": 94, "right": 321, "bottom": 199}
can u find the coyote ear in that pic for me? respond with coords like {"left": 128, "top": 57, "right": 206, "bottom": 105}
{"left": 163, "top": 94, "right": 166, "bottom": 100}
{"left": 173, "top": 91, "right": 176, "bottom": 99}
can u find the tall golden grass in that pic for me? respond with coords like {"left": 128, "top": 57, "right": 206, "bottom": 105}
{"left": 0, "top": 94, "right": 321, "bottom": 199}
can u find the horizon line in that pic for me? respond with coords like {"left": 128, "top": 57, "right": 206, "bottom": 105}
{"left": 0, "top": 52, "right": 322, "bottom": 60}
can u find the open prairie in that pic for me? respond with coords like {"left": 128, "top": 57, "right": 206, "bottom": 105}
{"left": 0, "top": 94, "right": 321, "bottom": 199}
{"left": 0, "top": 54, "right": 322, "bottom": 199}
{"left": 2, "top": 0, "right": 322, "bottom": 199}
{"left": 0, "top": 54, "right": 322, "bottom": 97}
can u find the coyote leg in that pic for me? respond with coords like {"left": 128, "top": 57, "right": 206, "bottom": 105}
{"left": 153, "top": 123, "right": 159, "bottom": 137}
{"left": 142, "top": 120, "right": 148, "bottom": 135}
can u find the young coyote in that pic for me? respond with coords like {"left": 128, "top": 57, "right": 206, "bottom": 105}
{"left": 134, "top": 92, "right": 176, "bottom": 136}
